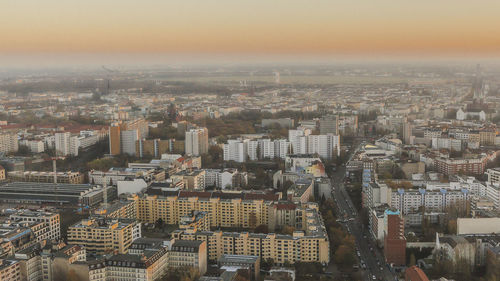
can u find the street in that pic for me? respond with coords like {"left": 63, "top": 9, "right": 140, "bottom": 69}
{"left": 329, "top": 145, "right": 397, "bottom": 281}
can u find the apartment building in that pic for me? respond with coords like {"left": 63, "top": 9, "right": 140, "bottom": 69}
{"left": 185, "top": 128, "right": 209, "bottom": 156}
{"left": 109, "top": 119, "right": 149, "bottom": 155}
{"left": 67, "top": 218, "right": 141, "bottom": 254}
{"left": 105, "top": 246, "right": 169, "bottom": 281}
{"left": 0, "top": 259, "right": 21, "bottom": 281}
{"left": 172, "top": 228, "right": 330, "bottom": 265}
{"left": 204, "top": 168, "right": 248, "bottom": 189}
{"left": 136, "top": 138, "right": 170, "bottom": 158}
{"left": 288, "top": 128, "right": 340, "bottom": 159}
{"left": 40, "top": 243, "right": 87, "bottom": 281}
{"left": 486, "top": 168, "right": 500, "bottom": 185}
{"left": 485, "top": 183, "right": 500, "bottom": 210}
{"left": 55, "top": 132, "right": 79, "bottom": 156}
{"left": 94, "top": 200, "right": 137, "bottom": 219}
{"left": 319, "top": 115, "right": 339, "bottom": 135}
{"left": 390, "top": 188, "right": 470, "bottom": 215}
{"left": 170, "top": 170, "right": 206, "bottom": 190}
{"left": 135, "top": 190, "right": 278, "bottom": 228}
{"left": 14, "top": 245, "right": 42, "bottom": 281}
{"left": 8, "top": 170, "right": 85, "bottom": 184}
{"left": 0, "top": 133, "right": 18, "bottom": 154}
{"left": 223, "top": 139, "right": 248, "bottom": 163}
{"left": 9, "top": 210, "right": 61, "bottom": 242}
{"left": 169, "top": 240, "right": 207, "bottom": 275}
{"left": 434, "top": 156, "right": 488, "bottom": 175}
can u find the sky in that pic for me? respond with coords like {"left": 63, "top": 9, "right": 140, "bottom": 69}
{"left": 2, "top": 0, "right": 500, "bottom": 64}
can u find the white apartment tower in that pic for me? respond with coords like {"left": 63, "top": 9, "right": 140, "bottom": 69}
{"left": 185, "top": 128, "right": 209, "bottom": 156}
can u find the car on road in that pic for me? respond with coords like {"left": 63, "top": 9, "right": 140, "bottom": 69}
{"left": 372, "top": 275, "right": 376, "bottom": 280}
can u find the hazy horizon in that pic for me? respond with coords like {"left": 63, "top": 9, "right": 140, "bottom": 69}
{"left": 2, "top": 0, "right": 500, "bottom": 68}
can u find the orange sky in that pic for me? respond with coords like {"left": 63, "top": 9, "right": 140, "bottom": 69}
{"left": 1, "top": 0, "right": 500, "bottom": 56}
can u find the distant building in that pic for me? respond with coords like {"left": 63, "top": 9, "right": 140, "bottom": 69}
{"left": 319, "top": 115, "right": 339, "bottom": 135}
{"left": 185, "top": 128, "right": 209, "bottom": 156}
{"left": 261, "top": 118, "right": 294, "bottom": 129}
{"left": 55, "top": 132, "right": 79, "bottom": 156}
{"left": 136, "top": 138, "right": 171, "bottom": 158}
{"left": 109, "top": 119, "right": 149, "bottom": 155}
{"left": 0, "top": 134, "right": 18, "bottom": 154}
{"left": 224, "top": 139, "right": 248, "bottom": 163}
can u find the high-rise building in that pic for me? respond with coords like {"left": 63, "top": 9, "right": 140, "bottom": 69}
{"left": 384, "top": 210, "right": 406, "bottom": 265}
{"left": 136, "top": 138, "right": 171, "bottom": 158}
{"left": 402, "top": 119, "right": 412, "bottom": 145}
{"left": 185, "top": 128, "right": 209, "bottom": 156}
{"left": 0, "top": 134, "right": 19, "bottom": 154}
{"left": 320, "top": 115, "right": 339, "bottom": 135}
{"left": 223, "top": 139, "right": 248, "bottom": 162}
{"left": 307, "top": 134, "right": 340, "bottom": 159}
{"left": 55, "top": 132, "right": 79, "bottom": 156}
{"left": 109, "top": 119, "right": 149, "bottom": 155}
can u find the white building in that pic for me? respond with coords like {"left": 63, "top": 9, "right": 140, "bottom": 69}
{"left": 288, "top": 129, "right": 309, "bottom": 155}
{"left": 486, "top": 168, "right": 500, "bottom": 185}
{"left": 390, "top": 188, "right": 470, "bottom": 215}
{"left": 485, "top": 183, "right": 500, "bottom": 210}
{"left": 204, "top": 169, "right": 247, "bottom": 189}
{"left": 28, "top": 140, "right": 45, "bottom": 153}
{"left": 247, "top": 140, "right": 259, "bottom": 161}
{"left": 307, "top": 134, "right": 340, "bottom": 159}
{"left": 185, "top": 128, "right": 209, "bottom": 156}
{"left": 223, "top": 139, "right": 248, "bottom": 163}
{"left": 55, "top": 132, "right": 79, "bottom": 156}
{"left": 120, "top": 130, "right": 138, "bottom": 155}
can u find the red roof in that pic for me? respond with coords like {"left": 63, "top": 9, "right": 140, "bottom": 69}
{"left": 405, "top": 266, "right": 429, "bottom": 281}
{"left": 275, "top": 203, "right": 297, "bottom": 210}
{"left": 178, "top": 191, "right": 212, "bottom": 198}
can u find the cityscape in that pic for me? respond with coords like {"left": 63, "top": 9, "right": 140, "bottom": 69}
{"left": 1, "top": 1, "right": 500, "bottom": 281}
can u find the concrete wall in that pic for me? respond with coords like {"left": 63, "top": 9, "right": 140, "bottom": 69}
{"left": 457, "top": 218, "right": 500, "bottom": 235}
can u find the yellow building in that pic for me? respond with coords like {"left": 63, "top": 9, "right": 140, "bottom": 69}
{"left": 67, "top": 218, "right": 141, "bottom": 254}
{"left": 135, "top": 190, "right": 279, "bottom": 229}
{"left": 172, "top": 228, "right": 329, "bottom": 265}
{"left": 0, "top": 259, "right": 21, "bottom": 281}
{"left": 169, "top": 240, "right": 207, "bottom": 275}
{"left": 133, "top": 190, "right": 330, "bottom": 265}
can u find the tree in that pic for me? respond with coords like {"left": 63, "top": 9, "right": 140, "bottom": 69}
{"left": 281, "top": 225, "right": 295, "bottom": 235}
{"left": 334, "top": 245, "right": 356, "bottom": 268}
{"left": 155, "top": 218, "right": 164, "bottom": 229}
{"left": 161, "top": 266, "right": 199, "bottom": 281}
{"left": 254, "top": 224, "right": 269, "bottom": 234}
